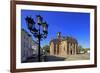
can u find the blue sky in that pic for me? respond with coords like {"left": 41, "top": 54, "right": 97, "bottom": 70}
{"left": 21, "top": 9, "right": 90, "bottom": 48}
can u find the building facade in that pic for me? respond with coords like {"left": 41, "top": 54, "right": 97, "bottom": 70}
{"left": 21, "top": 29, "right": 38, "bottom": 62}
{"left": 50, "top": 32, "right": 79, "bottom": 57}
{"left": 31, "top": 40, "right": 38, "bottom": 55}
{"left": 32, "top": 42, "right": 43, "bottom": 56}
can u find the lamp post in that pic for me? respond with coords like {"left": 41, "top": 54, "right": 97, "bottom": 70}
{"left": 25, "top": 15, "right": 48, "bottom": 62}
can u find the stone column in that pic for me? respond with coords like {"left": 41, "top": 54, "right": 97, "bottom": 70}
{"left": 76, "top": 44, "right": 78, "bottom": 54}
{"left": 65, "top": 42, "right": 67, "bottom": 56}
{"left": 69, "top": 43, "right": 71, "bottom": 55}
{"left": 72, "top": 43, "right": 74, "bottom": 55}
{"left": 50, "top": 44, "right": 53, "bottom": 55}
{"left": 74, "top": 44, "right": 77, "bottom": 55}
{"left": 67, "top": 45, "right": 69, "bottom": 55}
{"left": 56, "top": 44, "right": 58, "bottom": 55}
{"left": 53, "top": 45, "right": 54, "bottom": 55}
{"left": 77, "top": 44, "right": 79, "bottom": 54}
{"left": 67, "top": 42, "right": 68, "bottom": 55}
{"left": 73, "top": 43, "right": 75, "bottom": 55}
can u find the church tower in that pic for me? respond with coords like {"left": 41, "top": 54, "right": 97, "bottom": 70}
{"left": 57, "top": 32, "right": 61, "bottom": 55}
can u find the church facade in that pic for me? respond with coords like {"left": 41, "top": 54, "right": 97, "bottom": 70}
{"left": 50, "top": 32, "right": 79, "bottom": 57}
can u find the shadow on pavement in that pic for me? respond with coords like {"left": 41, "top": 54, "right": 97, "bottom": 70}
{"left": 22, "top": 55, "right": 66, "bottom": 63}
{"left": 45, "top": 55, "right": 66, "bottom": 62}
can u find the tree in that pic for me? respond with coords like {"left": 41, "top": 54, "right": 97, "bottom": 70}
{"left": 83, "top": 48, "right": 90, "bottom": 53}
{"left": 42, "top": 45, "right": 50, "bottom": 53}
{"left": 78, "top": 45, "right": 84, "bottom": 53}
{"left": 78, "top": 45, "right": 90, "bottom": 54}
{"left": 78, "top": 45, "right": 83, "bottom": 51}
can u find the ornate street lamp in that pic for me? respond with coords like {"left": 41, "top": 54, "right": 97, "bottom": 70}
{"left": 42, "top": 22, "right": 48, "bottom": 38}
{"left": 37, "top": 15, "right": 43, "bottom": 25}
{"left": 25, "top": 16, "right": 35, "bottom": 30}
{"left": 25, "top": 15, "right": 48, "bottom": 62}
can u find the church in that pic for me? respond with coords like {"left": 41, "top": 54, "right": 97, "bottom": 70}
{"left": 50, "top": 32, "right": 79, "bottom": 57}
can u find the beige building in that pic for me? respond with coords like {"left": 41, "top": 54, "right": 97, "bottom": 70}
{"left": 50, "top": 32, "right": 79, "bottom": 57}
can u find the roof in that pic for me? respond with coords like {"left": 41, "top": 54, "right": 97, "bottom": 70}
{"left": 21, "top": 28, "right": 38, "bottom": 44}
{"left": 62, "top": 36, "right": 78, "bottom": 43}
{"left": 21, "top": 28, "right": 31, "bottom": 37}
{"left": 50, "top": 36, "right": 78, "bottom": 44}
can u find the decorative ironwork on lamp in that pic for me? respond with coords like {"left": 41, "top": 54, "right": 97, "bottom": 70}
{"left": 25, "top": 15, "right": 48, "bottom": 62}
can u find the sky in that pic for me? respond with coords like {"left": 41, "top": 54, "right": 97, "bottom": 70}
{"left": 21, "top": 9, "right": 90, "bottom": 48}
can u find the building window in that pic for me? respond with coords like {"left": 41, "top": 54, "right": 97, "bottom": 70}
{"left": 24, "top": 42, "right": 25, "bottom": 48}
{"left": 24, "top": 36, "right": 25, "bottom": 39}
{"left": 26, "top": 37, "right": 28, "bottom": 41}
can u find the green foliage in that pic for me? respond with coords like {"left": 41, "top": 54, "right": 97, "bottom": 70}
{"left": 42, "top": 45, "right": 50, "bottom": 53}
{"left": 78, "top": 45, "right": 83, "bottom": 51}
{"left": 78, "top": 45, "right": 90, "bottom": 53}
